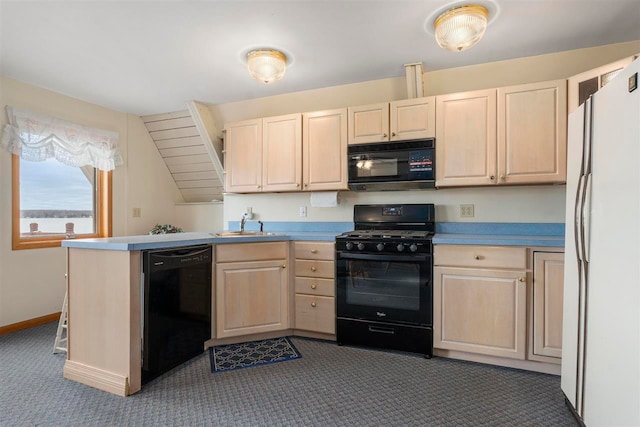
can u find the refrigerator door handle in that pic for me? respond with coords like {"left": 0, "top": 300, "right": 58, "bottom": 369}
{"left": 582, "top": 173, "right": 593, "bottom": 263}
{"left": 574, "top": 174, "right": 585, "bottom": 262}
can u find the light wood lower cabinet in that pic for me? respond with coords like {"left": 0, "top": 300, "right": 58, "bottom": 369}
{"left": 293, "top": 241, "right": 335, "bottom": 335}
{"left": 215, "top": 242, "right": 289, "bottom": 338}
{"left": 529, "top": 251, "right": 565, "bottom": 363}
{"left": 434, "top": 266, "right": 527, "bottom": 360}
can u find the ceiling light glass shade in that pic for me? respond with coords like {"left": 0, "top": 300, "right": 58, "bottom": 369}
{"left": 434, "top": 4, "right": 489, "bottom": 52}
{"left": 247, "top": 49, "right": 287, "bottom": 84}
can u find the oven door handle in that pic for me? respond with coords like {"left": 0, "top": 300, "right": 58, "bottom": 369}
{"left": 337, "top": 253, "right": 430, "bottom": 262}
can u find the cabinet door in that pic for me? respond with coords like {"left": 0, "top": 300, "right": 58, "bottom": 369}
{"left": 224, "top": 118, "right": 262, "bottom": 193}
{"left": 263, "top": 114, "right": 302, "bottom": 192}
{"left": 433, "top": 266, "right": 527, "bottom": 359}
{"left": 498, "top": 80, "right": 567, "bottom": 185}
{"left": 216, "top": 259, "right": 288, "bottom": 338}
{"left": 390, "top": 96, "right": 436, "bottom": 141}
{"left": 303, "top": 108, "right": 348, "bottom": 191}
{"left": 531, "top": 252, "right": 564, "bottom": 361}
{"left": 435, "top": 89, "right": 497, "bottom": 187}
{"left": 348, "top": 103, "right": 389, "bottom": 144}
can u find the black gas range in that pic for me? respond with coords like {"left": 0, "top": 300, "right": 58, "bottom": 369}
{"left": 335, "top": 204, "right": 434, "bottom": 358}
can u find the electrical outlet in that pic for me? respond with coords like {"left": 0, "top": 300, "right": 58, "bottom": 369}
{"left": 460, "top": 204, "right": 474, "bottom": 218}
{"left": 299, "top": 206, "right": 307, "bottom": 217}
{"left": 132, "top": 207, "right": 141, "bottom": 218}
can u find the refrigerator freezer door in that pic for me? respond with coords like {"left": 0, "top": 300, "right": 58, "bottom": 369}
{"left": 581, "top": 59, "right": 640, "bottom": 426}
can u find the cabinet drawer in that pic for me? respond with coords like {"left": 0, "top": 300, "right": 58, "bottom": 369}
{"left": 295, "top": 277, "right": 335, "bottom": 297}
{"left": 295, "top": 260, "right": 334, "bottom": 278}
{"left": 216, "top": 242, "right": 287, "bottom": 263}
{"left": 294, "top": 242, "right": 334, "bottom": 260}
{"left": 434, "top": 245, "right": 526, "bottom": 269}
{"left": 295, "top": 294, "right": 335, "bottom": 334}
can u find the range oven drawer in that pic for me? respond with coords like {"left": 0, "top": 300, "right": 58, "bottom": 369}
{"left": 336, "top": 317, "right": 432, "bottom": 358}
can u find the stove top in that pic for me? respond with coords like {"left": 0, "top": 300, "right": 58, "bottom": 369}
{"left": 337, "top": 229, "right": 433, "bottom": 240}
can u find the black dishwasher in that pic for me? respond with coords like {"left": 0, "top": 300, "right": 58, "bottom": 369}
{"left": 142, "top": 244, "right": 212, "bottom": 384}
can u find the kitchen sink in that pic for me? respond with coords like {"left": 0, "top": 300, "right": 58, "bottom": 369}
{"left": 212, "top": 231, "right": 282, "bottom": 237}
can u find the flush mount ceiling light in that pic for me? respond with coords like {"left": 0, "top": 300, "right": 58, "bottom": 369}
{"left": 434, "top": 4, "right": 489, "bottom": 52}
{"left": 247, "top": 49, "right": 287, "bottom": 84}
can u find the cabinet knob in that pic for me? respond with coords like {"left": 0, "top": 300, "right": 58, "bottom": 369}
{"left": 311, "top": 283, "right": 317, "bottom": 290}
{"left": 311, "top": 302, "right": 317, "bottom": 308}
{"left": 311, "top": 249, "right": 318, "bottom": 254}
{"left": 281, "top": 264, "right": 286, "bottom": 269}
{"left": 391, "top": 132, "right": 396, "bottom": 137}
{"left": 474, "top": 255, "right": 481, "bottom": 260}
{"left": 311, "top": 266, "right": 317, "bottom": 272}
{"left": 519, "top": 276, "right": 526, "bottom": 282}
{"left": 296, "top": 183, "right": 300, "bottom": 188}
{"left": 256, "top": 185, "right": 261, "bottom": 189}
{"left": 382, "top": 133, "right": 387, "bottom": 138}
{"left": 500, "top": 175, "right": 506, "bottom": 180}
{"left": 490, "top": 175, "right": 495, "bottom": 181}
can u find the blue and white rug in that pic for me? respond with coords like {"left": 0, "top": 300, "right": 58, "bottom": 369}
{"left": 209, "top": 337, "right": 302, "bottom": 373}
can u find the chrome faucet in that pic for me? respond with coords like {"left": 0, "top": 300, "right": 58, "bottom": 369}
{"left": 258, "top": 220, "right": 264, "bottom": 232}
{"left": 240, "top": 215, "right": 247, "bottom": 232}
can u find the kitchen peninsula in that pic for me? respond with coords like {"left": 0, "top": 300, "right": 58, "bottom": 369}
{"left": 60, "top": 230, "right": 337, "bottom": 396}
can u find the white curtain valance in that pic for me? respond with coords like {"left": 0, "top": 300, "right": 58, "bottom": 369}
{"left": 0, "top": 106, "right": 123, "bottom": 171}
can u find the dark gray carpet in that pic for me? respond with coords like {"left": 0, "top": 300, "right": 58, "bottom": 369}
{"left": 0, "top": 322, "right": 577, "bottom": 426}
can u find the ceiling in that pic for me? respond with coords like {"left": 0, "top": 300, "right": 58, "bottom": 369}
{"left": 1, "top": 1, "right": 639, "bottom": 116}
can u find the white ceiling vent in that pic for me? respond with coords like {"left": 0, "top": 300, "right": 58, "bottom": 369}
{"left": 142, "top": 102, "right": 224, "bottom": 202}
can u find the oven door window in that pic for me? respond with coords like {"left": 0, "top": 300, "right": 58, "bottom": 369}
{"left": 336, "top": 254, "right": 431, "bottom": 325}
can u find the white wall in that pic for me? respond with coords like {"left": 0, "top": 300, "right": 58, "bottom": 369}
{"left": 212, "top": 41, "right": 639, "bottom": 227}
{"left": 0, "top": 76, "right": 183, "bottom": 327}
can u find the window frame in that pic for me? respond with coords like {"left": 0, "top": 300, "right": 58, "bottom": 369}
{"left": 11, "top": 154, "right": 112, "bottom": 250}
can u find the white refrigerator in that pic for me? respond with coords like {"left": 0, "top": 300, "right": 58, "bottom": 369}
{"left": 561, "top": 58, "right": 640, "bottom": 426}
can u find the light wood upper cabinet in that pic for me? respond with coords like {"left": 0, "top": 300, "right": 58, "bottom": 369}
{"left": 348, "top": 97, "right": 435, "bottom": 145}
{"left": 303, "top": 108, "right": 348, "bottom": 191}
{"left": 262, "top": 114, "right": 302, "bottom": 192}
{"left": 436, "top": 79, "right": 567, "bottom": 187}
{"left": 498, "top": 80, "right": 567, "bottom": 185}
{"left": 215, "top": 242, "right": 289, "bottom": 339}
{"left": 436, "top": 89, "right": 497, "bottom": 187}
{"left": 348, "top": 102, "right": 389, "bottom": 144}
{"left": 530, "top": 251, "right": 565, "bottom": 362}
{"left": 391, "top": 97, "right": 436, "bottom": 141}
{"left": 224, "top": 118, "right": 262, "bottom": 193}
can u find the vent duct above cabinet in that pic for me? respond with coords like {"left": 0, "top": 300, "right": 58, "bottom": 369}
{"left": 142, "top": 101, "right": 224, "bottom": 202}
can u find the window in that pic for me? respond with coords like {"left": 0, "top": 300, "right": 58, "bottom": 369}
{"left": 2, "top": 106, "right": 121, "bottom": 250}
{"left": 12, "top": 155, "right": 112, "bottom": 250}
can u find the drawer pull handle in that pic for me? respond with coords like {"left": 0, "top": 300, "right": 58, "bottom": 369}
{"left": 311, "top": 283, "right": 317, "bottom": 290}
{"left": 519, "top": 277, "right": 526, "bottom": 282}
{"left": 311, "top": 302, "right": 317, "bottom": 308}
{"left": 311, "top": 267, "right": 317, "bottom": 272}
{"left": 311, "top": 249, "right": 318, "bottom": 254}
{"left": 474, "top": 255, "right": 481, "bottom": 260}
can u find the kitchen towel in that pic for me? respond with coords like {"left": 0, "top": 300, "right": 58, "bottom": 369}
{"left": 310, "top": 191, "right": 339, "bottom": 207}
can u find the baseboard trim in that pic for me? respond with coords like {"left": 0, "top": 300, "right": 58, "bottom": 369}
{"left": 0, "top": 312, "right": 61, "bottom": 336}
{"left": 64, "top": 360, "right": 130, "bottom": 397}
{"left": 434, "top": 348, "right": 561, "bottom": 375}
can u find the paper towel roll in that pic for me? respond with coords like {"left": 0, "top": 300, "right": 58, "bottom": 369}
{"left": 310, "top": 191, "right": 339, "bottom": 207}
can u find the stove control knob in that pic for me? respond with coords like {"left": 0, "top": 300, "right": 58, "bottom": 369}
{"left": 396, "top": 244, "right": 405, "bottom": 252}
{"left": 357, "top": 243, "right": 366, "bottom": 251}
{"left": 376, "top": 243, "right": 385, "bottom": 251}
{"left": 345, "top": 242, "right": 354, "bottom": 250}
{"left": 409, "top": 244, "right": 418, "bottom": 252}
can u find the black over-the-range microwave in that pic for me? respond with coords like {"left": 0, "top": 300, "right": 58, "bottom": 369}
{"left": 347, "top": 138, "right": 435, "bottom": 191}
